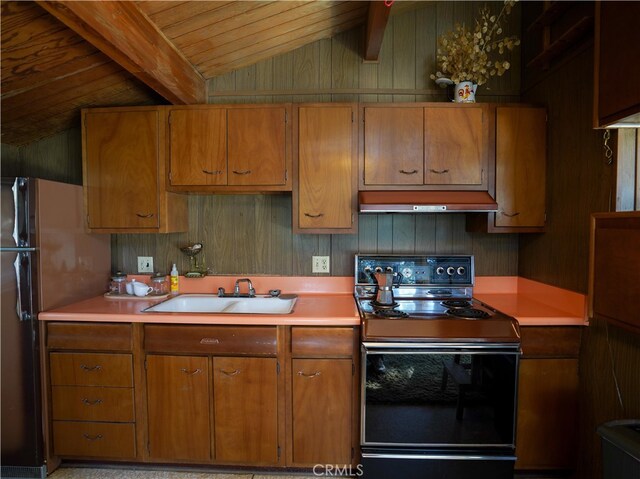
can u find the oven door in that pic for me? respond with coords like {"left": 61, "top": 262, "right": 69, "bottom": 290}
{"left": 361, "top": 344, "right": 519, "bottom": 450}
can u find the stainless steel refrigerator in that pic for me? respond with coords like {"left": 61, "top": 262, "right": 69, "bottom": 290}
{"left": 1, "top": 177, "right": 110, "bottom": 478}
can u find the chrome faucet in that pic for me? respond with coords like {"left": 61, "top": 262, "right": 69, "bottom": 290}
{"left": 233, "top": 278, "right": 255, "bottom": 297}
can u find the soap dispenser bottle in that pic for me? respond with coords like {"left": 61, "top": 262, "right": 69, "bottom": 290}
{"left": 170, "top": 263, "right": 179, "bottom": 293}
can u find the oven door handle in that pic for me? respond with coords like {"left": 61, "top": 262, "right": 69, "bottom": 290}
{"left": 361, "top": 452, "right": 517, "bottom": 461}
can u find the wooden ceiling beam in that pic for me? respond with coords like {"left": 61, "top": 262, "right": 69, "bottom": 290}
{"left": 364, "top": 1, "right": 392, "bottom": 62}
{"left": 36, "top": 0, "right": 206, "bottom": 104}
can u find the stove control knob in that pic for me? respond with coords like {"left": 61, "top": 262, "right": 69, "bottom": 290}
{"left": 436, "top": 266, "right": 445, "bottom": 275}
{"left": 401, "top": 267, "right": 413, "bottom": 278}
{"left": 374, "top": 266, "right": 383, "bottom": 273}
{"left": 385, "top": 266, "right": 394, "bottom": 272}
{"left": 446, "top": 266, "right": 455, "bottom": 276}
{"left": 457, "top": 267, "right": 466, "bottom": 275}
{"left": 364, "top": 266, "right": 372, "bottom": 274}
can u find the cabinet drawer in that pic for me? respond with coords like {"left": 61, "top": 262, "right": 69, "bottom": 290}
{"left": 50, "top": 353, "right": 133, "bottom": 387}
{"left": 51, "top": 386, "right": 135, "bottom": 422}
{"left": 144, "top": 325, "right": 277, "bottom": 355}
{"left": 520, "top": 327, "right": 582, "bottom": 358}
{"left": 53, "top": 421, "right": 135, "bottom": 458}
{"left": 291, "top": 327, "right": 354, "bottom": 357}
{"left": 47, "top": 322, "right": 132, "bottom": 351}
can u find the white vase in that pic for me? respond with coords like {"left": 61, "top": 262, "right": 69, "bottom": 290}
{"left": 453, "top": 81, "right": 477, "bottom": 103}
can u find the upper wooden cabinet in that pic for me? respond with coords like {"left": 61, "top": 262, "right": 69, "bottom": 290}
{"left": 594, "top": 2, "right": 640, "bottom": 128}
{"left": 168, "top": 104, "right": 291, "bottom": 192}
{"left": 360, "top": 104, "right": 490, "bottom": 190}
{"left": 294, "top": 104, "right": 358, "bottom": 234}
{"left": 82, "top": 107, "right": 187, "bottom": 233}
{"left": 467, "top": 106, "right": 547, "bottom": 233}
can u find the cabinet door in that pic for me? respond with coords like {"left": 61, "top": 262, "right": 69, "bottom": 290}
{"left": 424, "top": 107, "right": 484, "bottom": 185}
{"left": 146, "top": 355, "right": 211, "bottom": 462}
{"left": 291, "top": 359, "right": 353, "bottom": 465}
{"left": 213, "top": 357, "right": 278, "bottom": 464}
{"left": 84, "top": 110, "right": 160, "bottom": 229}
{"left": 169, "top": 108, "right": 227, "bottom": 186}
{"left": 495, "top": 107, "right": 546, "bottom": 228}
{"left": 516, "top": 358, "right": 578, "bottom": 469}
{"left": 228, "top": 107, "right": 287, "bottom": 186}
{"left": 297, "top": 105, "right": 356, "bottom": 232}
{"left": 363, "top": 107, "right": 424, "bottom": 185}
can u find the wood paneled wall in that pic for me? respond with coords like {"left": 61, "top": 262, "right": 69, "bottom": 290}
{"left": 112, "top": 4, "right": 522, "bottom": 276}
{"left": 111, "top": 195, "right": 518, "bottom": 277}
{"left": 0, "top": 127, "right": 82, "bottom": 185}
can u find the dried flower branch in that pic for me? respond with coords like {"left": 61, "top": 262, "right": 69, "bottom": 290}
{"left": 430, "top": 1, "right": 520, "bottom": 86}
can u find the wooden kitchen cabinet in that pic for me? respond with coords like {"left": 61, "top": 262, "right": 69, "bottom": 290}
{"left": 145, "top": 355, "right": 211, "bottom": 462}
{"left": 82, "top": 107, "right": 187, "bottom": 233}
{"left": 294, "top": 104, "right": 358, "bottom": 234}
{"left": 168, "top": 104, "right": 291, "bottom": 192}
{"left": 467, "top": 105, "right": 547, "bottom": 233}
{"left": 213, "top": 357, "right": 279, "bottom": 464}
{"left": 515, "top": 326, "right": 581, "bottom": 471}
{"left": 361, "top": 103, "right": 490, "bottom": 190}
{"left": 46, "top": 322, "right": 137, "bottom": 460}
{"left": 288, "top": 327, "right": 358, "bottom": 467}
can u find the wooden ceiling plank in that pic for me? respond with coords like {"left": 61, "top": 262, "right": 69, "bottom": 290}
{"left": 134, "top": 1, "right": 191, "bottom": 18}
{"left": 142, "top": 1, "right": 235, "bottom": 31}
{"left": 190, "top": 3, "right": 366, "bottom": 67}
{"left": 183, "top": 1, "right": 348, "bottom": 59}
{"left": 364, "top": 1, "right": 392, "bottom": 62}
{"left": 1, "top": 1, "right": 49, "bottom": 31}
{"left": 202, "top": 15, "right": 365, "bottom": 78}
{"left": 36, "top": 0, "right": 206, "bottom": 104}
{"left": 165, "top": 1, "right": 308, "bottom": 41}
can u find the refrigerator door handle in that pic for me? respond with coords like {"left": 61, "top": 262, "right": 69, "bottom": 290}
{"left": 14, "top": 251, "right": 34, "bottom": 321}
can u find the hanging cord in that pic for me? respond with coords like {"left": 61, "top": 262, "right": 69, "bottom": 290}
{"left": 605, "top": 321, "right": 625, "bottom": 415}
{"left": 603, "top": 129, "right": 613, "bottom": 165}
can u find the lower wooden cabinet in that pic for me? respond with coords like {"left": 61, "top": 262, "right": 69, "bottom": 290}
{"left": 145, "top": 355, "right": 211, "bottom": 462}
{"left": 213, "top": 357, "right": 279, "bottom": 464}
{"left": 515, "top": 326, "right": 581, "bottom": 471}
{"left": 291, "top": 358, "right": 353, "bottom": 465}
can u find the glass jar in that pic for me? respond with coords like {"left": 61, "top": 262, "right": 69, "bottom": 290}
{"left": 150, "top": 273, "right": 168, "bottom": 296}
{"left": 109, "top": 271, "right": 128, "bottom": 295}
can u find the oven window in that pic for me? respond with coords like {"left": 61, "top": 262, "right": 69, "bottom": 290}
{"left": 363, "top": 351, "right": 518, "bottom": 448}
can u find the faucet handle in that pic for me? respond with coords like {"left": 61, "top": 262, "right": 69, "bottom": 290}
{"left": 218, "top": 287, "right": 225, "bottom": 297}
{"left": 268, "top": 289, "right": 281, "bottom": 297}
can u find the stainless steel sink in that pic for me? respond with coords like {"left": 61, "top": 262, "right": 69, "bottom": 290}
{"left": 143, "top": 294, "right": 297, "bottom": 314}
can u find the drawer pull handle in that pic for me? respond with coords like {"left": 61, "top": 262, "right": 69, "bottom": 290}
{"left": 304, "top": 212, "right": 324, "bottom": 218}
{"left": 399, "top": 169, "right": 418, "bottom": 175}
{"left": 82, "top": 434, "right": 103, "bottom": 441}
{"left": 200, "top": 337, "right": 220, "bottom": 344}
{"left": 501, "top": 211, "right": 520, "bottom": 217}
{"left": 135, "top": 212, "right": 155, "bottom": 218}
{"left": 202, "top": 169, "right": 223, "bottom": 175}
{"left": 297, "top": 371, "right": 321, "bottom": 378}
{"left": 80, "top": 364, "right": 102, "bottom": 372}
{"left": 429, "top": 169, "right": 450, "bottom": 174}
{"left": 232, "top": 170, "right": 251, "bottom": 175}
{"left": 221, "top": 369, "right": 240, "bottom": 377}
{"left": 81, "top": 398, "right": 103, "bottom": 406}
{"left": 180, "top": 368, "right": 202, "bottom": 375}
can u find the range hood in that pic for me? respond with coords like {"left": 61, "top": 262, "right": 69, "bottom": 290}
{"left": 358, "top": 191, "right": 498, "bottom": 213}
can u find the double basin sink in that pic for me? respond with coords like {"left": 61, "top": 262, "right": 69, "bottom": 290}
{"left": 143, "top": 294, "right": 297, "bottom": 315}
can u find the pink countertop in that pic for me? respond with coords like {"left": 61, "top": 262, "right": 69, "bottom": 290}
{"left": 39, "top": 275, "right": 587, "bottom": 327}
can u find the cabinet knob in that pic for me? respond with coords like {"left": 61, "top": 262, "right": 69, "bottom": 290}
{"left": 304, "top": 212, "right": 324, "bottom": 218}
{"left": 399, "top": 169, "right": 418, "bottom": 175}
{"left": 232, "top": 170, "right": 252, "bottom": 175}
{"left": 297, "top": 371, "right": 321, "bottom": 378}
{"left": 82, "top": 434, "right": 103, "bottom": 441}
{"left": 202, "top": 169, "right": 223, "bottom": 175}
{"left": 501, "top": 211, "right": 520, "bottom": 217}
{"left": 220, "top": 369, "right": 240, "bottom": 377}
{"left": 81, "top": 398, "right": 103, "bottom": 406}
{"left": 429, "top": 169, "right": 450, "bottom": 174}
{"left": 80, "top": 364, "right": 102, "bottom": 372}
{"left": 180, "top": 368, "right": 203, "bottom": 375}
{"left": 135, "top": 212, "right": 155, "bottom": 218}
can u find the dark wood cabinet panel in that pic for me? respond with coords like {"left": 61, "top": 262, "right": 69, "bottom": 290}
{"left": 49, "top": 353, "right": 133, "bottom": 387}
{"left": 47, "top": 322, "right": 132, "bottom": 351}
{"left": 52, "top": 421, "right": 135, "bottom": 459}
{"left": 146, "top": 355, "right": 211, "bottom": 462}
{"left": 51, "top": 386, "right": 135, "bottom": 422}
{"left": 291, "top": 327, "right": 354, "bottom": 357}
{"left": 213, "top": 357, "right": 279, "bottom": 465}
{"left": 291, "top": 358, "right": 353, "bottom": 466}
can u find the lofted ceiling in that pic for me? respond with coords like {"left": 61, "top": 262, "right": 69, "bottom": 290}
{"left": 1, "top": 0, "right": 416, "bottom": 146}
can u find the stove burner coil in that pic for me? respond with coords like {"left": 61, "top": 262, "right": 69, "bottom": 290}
{"left": 446, "top": 308, "right": 490, "bottom": 319}
{"left": 441, "top": 299, "right": 472, "bottom": 309}
{"left": 373, "top": 308, "right": 409, "bottom": 318}
{"left": 370, "top": 301, "right": 399, "bottom": 310}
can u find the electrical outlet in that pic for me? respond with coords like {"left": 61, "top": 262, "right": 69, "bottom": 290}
{"left": 137, "top": 256, "right": 154, "bottom": 273}
{"left": 312, "top": 256, "right": 330, "bottom": 274}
